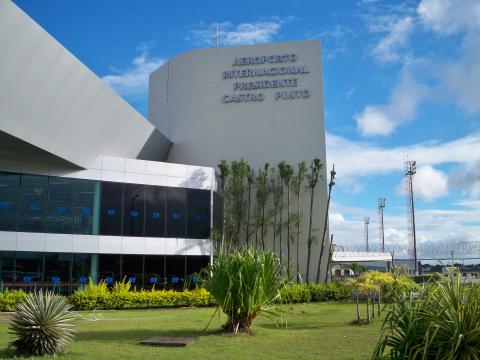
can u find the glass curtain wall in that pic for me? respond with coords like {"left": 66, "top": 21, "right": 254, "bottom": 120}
{"left": 0, "top": 171, "right": 215, "bottom": 239}
{"left": 0, "top": 173, "right": 20, "bottom": 231}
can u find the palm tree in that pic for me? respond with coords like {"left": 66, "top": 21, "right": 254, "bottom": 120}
{"left": 245, "top": 168, "right": 254, "bottom": 247}
{"left": 217, "top": 160, "right": 230, "bottom": 253}
{"left": 316, "top": 165, "right": 336, "bottom": 283}
{"left": 291, "top": 161, "right": 307, "bottom": 283}
{"left": 279, "top": 161, "right": 294, "bottom": 278}
{"left": 305, "top": 158, "right": 323, "bottom": 283}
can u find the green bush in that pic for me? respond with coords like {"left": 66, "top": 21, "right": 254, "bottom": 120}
{"left": 68, "top": 282, "right": 216, "bottom": 311}
{"left": 2, "top": 281, "right": 352, "bottom": 312}
{"left": 204, "top": 249, "right": 284, "bottom": 333}
{"left": 0, "top": 289, "right": 26, "bottom": 311}
{"left": 372, "top": 271, "right": 480, "bottom": 359}
{"left": 280, "top": 282, "right": 352, "bottom": 303}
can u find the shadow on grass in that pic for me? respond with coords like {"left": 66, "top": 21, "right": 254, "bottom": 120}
{"left": 76, "top": 326, "right": 233, "bottom": 343}
{"left": 0, "top": 347, "right": 16, "bottom": 358}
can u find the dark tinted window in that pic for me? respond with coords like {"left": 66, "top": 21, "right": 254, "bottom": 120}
{"left": 0, "top": 251, "right": 15, "bottom": 286}
{"left": 18, "top": 175, "right": 48, "bottom": 232}
{"left": 144, "top": 255, "right": 165, "bottom": 288}
{"left": 166, "top": 255, "right": 185, "bottom": 289}
{"left": 186, "top": 256, "right": 210, "bottom": 276}
{"left": 145, "top": 185, "right": 166, "bottom": 237}
{"left": 0, "top": 172, "right": 20, "bottom": 231}
{"left": 187, "top": 189, "right": 211, "bottom": 239}
{"left": 74, "top": 179, "right": 100, "bottom": 235}
{"left": 100, "top": 182, "right": 123, "bottom": 236}
{"left": 123, "top": 184, "right": 145, "bottom": 237}
{"left": 47, "top": 177, "right": 74, "bottom": 234}
{"left": 166, "top": 187, "right": 186, "bottom": 238}
{"left": 98, "top": 254, "right": 121, "bottom": 282}
{"left": 72, "top": 253, "right": 91, "bottom": 287}
{"left": 122, "top": 255, "right": 143, "bottom": 287}
{"left": 15, "top": 251, "right": 44, "bottom": 287}
{"left": 44, "top": 252, "right": 71, "bottom": 293}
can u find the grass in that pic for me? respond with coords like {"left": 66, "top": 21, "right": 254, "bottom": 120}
{"left": 0, "top": 302, "right": 382, "bottom": 360}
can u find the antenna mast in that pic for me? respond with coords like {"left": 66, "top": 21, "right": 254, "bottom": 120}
{"left": 404, "top": 159, "right": 418, "bottom": 275}
{"left": 378, "top": 198, "right": 386, "bottom": 252}
{"left": 364, "top": 216, "right": 370, "bottom": 252}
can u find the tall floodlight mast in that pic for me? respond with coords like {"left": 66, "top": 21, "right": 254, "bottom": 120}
{"left": 364, "top": 217, "right": 370, "bottom": 252}
{"left": 405, "top": 160, "right": 418, "bottom": 275}
{"left": 378, "top": 198, "right": 386, "bottom": 252}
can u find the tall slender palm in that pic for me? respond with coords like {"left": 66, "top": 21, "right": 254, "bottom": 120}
{"left": 305, "top": 158, "right": 323, "bottom": 283}
{"left": 291, "top": 161, "right": 307, "bottom": 283}
{"left": 217, "top": 160, "right": 230, "bottom": 253}
{"left": 279, "top": 161, "right": 294, "bottom": 278}
{"left": 245, "top": 168, "right": 254, "bottom": 247}
{"left": 316, "top": 165, "right": 336, "bottom": 283}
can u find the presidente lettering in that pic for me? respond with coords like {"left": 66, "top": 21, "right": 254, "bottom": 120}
{"left": 221, "top": 53, "right": 312, "bottom": 104}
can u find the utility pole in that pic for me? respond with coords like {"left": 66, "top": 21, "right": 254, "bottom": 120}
{"left": 405, "top": 159, "right": 418, "bottom": 275}
{"left": 215, "top": 23, "right": 220, "bottom": 47}
{"left": 378, "top": 198, "right": 386, "bottom": 252}
{"left": 364, "top": 217, "right": 370, "bottom": 252}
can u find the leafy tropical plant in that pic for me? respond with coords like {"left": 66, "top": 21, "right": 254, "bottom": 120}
{"left": 203, "top": 249, "right": 284, "bottom": 334}
{"left": 372, "top": 271, "right": 480, "bottom": 359}
{"left": 291, "top": 161, "right": 307, "bottom": 283}
{"left": 9, "top": 289, "right": 76, "bottom": 356}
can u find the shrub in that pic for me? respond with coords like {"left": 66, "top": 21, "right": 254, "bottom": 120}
{"left": 280, "top": 282, "right": 352, "bottom": 304}
{"left": 9, "top": 290, "right": 76, "bottom": 356}
{"left": 372, "top": 271, "right": 480, "bottom": 359}
{"left": 0, "top": 289, "right": 25, "bottom": 311}
{"left": 203, "top": 249, "right": 284, "bottom": 334}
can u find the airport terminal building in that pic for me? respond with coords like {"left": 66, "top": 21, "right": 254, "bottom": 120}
{"left": 0, "top": 0, "right": 329, "bottom": 292}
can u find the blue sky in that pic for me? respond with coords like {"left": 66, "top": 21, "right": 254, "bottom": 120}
{"left": 13, "top": 0, "right": 480, "bottom": 257}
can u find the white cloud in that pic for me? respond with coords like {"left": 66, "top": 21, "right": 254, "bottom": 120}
{"left": 329, "top": 201, "right": 480, "bottom": 255}
{"left": 327, "top": 132, "right": 480, "bottom": 181}
{"left": 449, "top": 160, "right": 480, "bottom": 197}
{"left": 186, "top": 18, "right": 292, "bottom": 47}
{"left": 102, "top": 44, "right": 165, "bottom": 99}
{"left": 396, "top": 165, "right": 448, "bottom": 201}
{"left": 418, "top": 0, "right": 480, "bottom": 35}
{"left": 418, "top": 0, "right": 480, "bottom": 113}
{"left": 372, "top": 16, "right": 414, "bottom": 63}
{"left": 354, "top": 70, "right": 426, "bottom": 136}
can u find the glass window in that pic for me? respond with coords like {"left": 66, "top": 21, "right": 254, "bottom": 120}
{"left": 15, "top": 251, "right": 44, "bottom": 288}
{"left": 186, "top": 255, "right": 209, "bottom": 288}
{"left": 47, "top": 177, "right": 74, "bottom": 234}
{"left": 44, "top": 252, "right": 71, "bottom": 294}
{"left": 98, "top": 254, "right": 121, "bottom": 283}
{"left": 72, "top": 253, "right": 91, "bottom": 288}
{"left": 0, "top": 172, "right": 20, "bottom": 231}
{"left": 187, "top": 189, "right": 211, "bottom": 239}
{"left": 145, "top": 185, "right": 166, "bottom": 237}
{"left": 18, "top": 175, "right": 48, "bottom": 233}
{"left": 121, "top": 255, "right": 143, "bottom": 287}
{"left": 123, "top": 184, "right": 145, "bottom": 237}
{"left": 166, "top": 255, "right": 185, "bottom": 289}
{"left": 144, "top": 255, "right": 164, "bottom": 289}
{"left": 186, "top": 255, "right": 210, "bottom": 275}
{"left": 100, "top": 182, "right": 123, "bottom": 236}
{"left": 166, "top": 187, "right": 186, "bottom": 238}
{"left": 0, "top": 251, "right": 15, "bottom": 289}
{"left": 74, "top": 179, "right": 100, "bottom": 235}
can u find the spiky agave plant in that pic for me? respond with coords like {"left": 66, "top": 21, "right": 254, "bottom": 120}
{"left": 9, "top": 289, "right": 76, "bottom": 356}
{"left": 204, "top": 248, "right": 284, "bottom": 334}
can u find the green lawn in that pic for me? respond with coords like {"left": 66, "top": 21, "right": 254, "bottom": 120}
{"left": 0, "top": 303, "right": 382, "bottom": 360}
